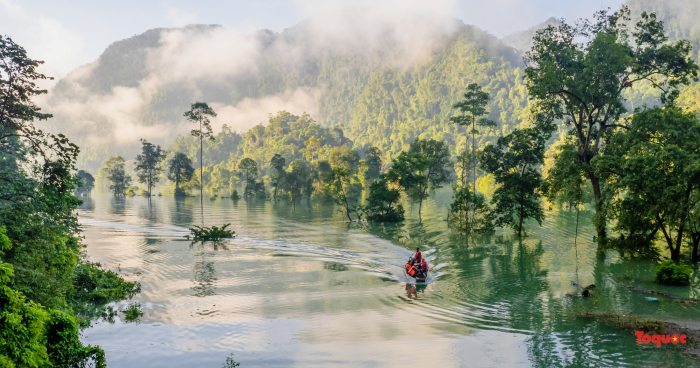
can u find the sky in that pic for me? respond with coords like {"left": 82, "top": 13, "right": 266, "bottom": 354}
{"left": 1, "top": 0, "right": 624, "bottom": 77}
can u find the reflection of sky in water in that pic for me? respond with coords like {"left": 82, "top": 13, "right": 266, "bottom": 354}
{"left": 79, "top": 193, "right": 700, "bottom": 367}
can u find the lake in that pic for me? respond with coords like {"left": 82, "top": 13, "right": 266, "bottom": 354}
{"left": 78, "top": 192, "right": 700, "bottom": 367}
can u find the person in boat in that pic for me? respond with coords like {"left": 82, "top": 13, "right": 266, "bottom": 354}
{"left": 413, "top": 247, "right": 422, "bottom": 264}
{"left": 420, "top": 257, "right": 429, "bottom": 274}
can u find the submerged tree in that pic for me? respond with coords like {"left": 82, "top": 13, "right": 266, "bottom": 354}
{"left": 184, "top": 102, "right": 216, "bottom": 200}
{"left": 237, "top": 157, "right": 259, "bottom": 198}
{"left": 364, "top": 176, "right": 404, "bottom": 222}
{"left": 270, "top": 153, "right": 286, "bottom": 201}
{"left": 387, "top": 138, "right": 452, "bottom": 219}
{"left": 525, "top": 7, "right": 698, "bottom": 242}
{"left": 103, "top": 156, "right": 131, "bottom": 198}
{"left": 324, "top": 147, "right": 362, "bottom": 221}
{"left": 75, "top": 170, "right": 95, "bottom": 197}
{"left": 135, "top": 139, "right": 165, "bottom": 197}
{"left": 481, "top": 127, "right": 548, "bottom": 237}
{"left": 168, "top": 152, "right": 194, "bottom": 197}
{"left": 450, "top": 83, "right": 496, "bottom": 190}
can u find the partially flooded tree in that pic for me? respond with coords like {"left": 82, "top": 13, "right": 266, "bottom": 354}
{"left": 168, "top": 152, "right": 194, "bottom": 197}
{"left": 103, "top": 156, "right": 131, "bottom": 198}
{"left": 184, "top": 102, "right": 216, "bottom": 200}
{"left": 525, "top": 7, "right": 698, "bottom": 242}
{"left": 75, "top": 170, "right": 95, "bottom": 197}
{"left": 450, "top": 83, "right": 495, "bottom": 190}
{"left": 135, "top": 139, "right": 165, "bottom": 197}
{"left": 481, "top": 127, "right": 548, "bottom": 237}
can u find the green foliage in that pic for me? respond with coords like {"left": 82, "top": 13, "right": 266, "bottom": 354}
{"left": 597, "top": 107, "right": 700, "bottom": 261}
{"left": 525, "top": 6, "right": 698, "bottom": 241}
{"left": 481, "top": 127, "right": 547, "bottom": 237}
{"left": 102, "top": 156, "right": 131, "bottom": 197}
{"left": 655, "top": 260, "right": 692, "bottom": 285}
{"left": 168, "top": 152, "right": 194, "bottom": 197}
{"left": 71, "top": 262, "right": 140, "bottom": 305}
{"left": 363, "top": 177, "right": 404, "bottom": 222}
{"left": 45, "top": 310, "right": 106, "bottom": 368}
{"left": 122, "top": 303, "right": 143, "bottom": 322}
{"left": 189, "top": 224, "right": 236, "bottom": 242}
{"left": 387, "top": 138, "right": 452, "bottom": 218}
{"left": 449, "top": 186, "right": 493, "bottom": 234}
{"left": 135, "top": 139, "right": 165, "bottom": 196}
{"left": 0, "top": 283, "right": 49, "bottom": 368}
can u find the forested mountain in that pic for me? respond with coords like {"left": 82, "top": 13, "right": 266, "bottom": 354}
{"left": 44, "top": 16, "right": 527, "bottom": 170}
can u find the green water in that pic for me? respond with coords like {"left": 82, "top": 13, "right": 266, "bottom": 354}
{"left": 78, "top": 192, "right": 700, "bottom": 367}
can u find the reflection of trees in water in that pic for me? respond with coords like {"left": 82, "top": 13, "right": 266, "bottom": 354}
{"left": 138, "top": 198, "right": 159, "bottom": 223}
{"left": 78, "top": 196, "right": 95, "bottom": 211}
{"left": 173, "top": 197, "right": 193, "bottom": 226}
{"left": 191, "top": 245, "right": 218, "bottom": 297}
{"left": 109, "top": 197, "right": 126, "bottom": 215}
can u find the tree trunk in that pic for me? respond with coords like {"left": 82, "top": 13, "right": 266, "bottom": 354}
{"left": 471, "top": 117, "right": 477, "bottom": 192}
{"left": 691, "top": 233, "right": 699, "bottom": 265}
{"left": 588, "top": 172, "right": 607, "bottom": 243}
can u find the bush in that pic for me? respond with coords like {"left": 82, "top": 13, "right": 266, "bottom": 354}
{"left": 655, "top": 260, "right": 692, "bottom": 285}
{"left": 123, "top": 303, "right": 143, "bottom": 322}
{"left": 189, "top": 224, "right": 236, "bottom": 242}
{"left": 46, "top": 310, "right": 106, "bottom": 368}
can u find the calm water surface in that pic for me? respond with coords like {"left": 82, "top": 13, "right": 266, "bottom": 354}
{"left": 78, "top": 192, "right": 700, "bottom": 367}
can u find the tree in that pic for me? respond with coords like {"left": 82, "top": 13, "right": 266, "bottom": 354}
{"left": 75, "top": 170, "right": 94, "bottom": 197}
{"left": 103, "top": 156, "right": 131, "bottom": 198}
{"left": 363, "top": 176, "right": 404, "bottom": 222}
{"left": 184, "top": 102, "right": 216, "bottom": 200}
{"left": 597, "top": 107, "right": 700, "bottom": 262}
{"left": 481, "top": 128, "right": 547, "bottom": 237}
{"left": 167, "top": 153, "right": 194, "bottom": 197}
{"left": 270, "top": 153, "right": 286, "bottom": 201}
{"left": 450, "top": 83, "right": 496, "bottom": 190}
{"left": 237, "top": 157, "right": 259, "bottom": 198}
{"left": 0, "top": 36, "right": 78, "bottom": 172}
{"left": 387, "top": 138, "right": 452, "bottom": 219}
{"left": 525, "top": 7, "right": 698, "bottom": 242}
{"left": 134, "top": 139, "right": 165, "bottom": 197}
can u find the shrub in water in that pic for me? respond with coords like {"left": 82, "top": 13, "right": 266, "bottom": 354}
{"left": 123, "top": 303, "right": 143, "bottom": 322}
{"left": 189, "top": 224, "right": 236, "bottom": 242}
{"left": 655, "top": 260, "right": 692, "bottom": 286}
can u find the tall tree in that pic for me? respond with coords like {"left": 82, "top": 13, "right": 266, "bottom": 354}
{"left": 184, "top": 102, "right": 216, "bottom": 200}
{"left": 597, "top": 107, "right": 700, "bottom": 262}
{"left": 525, "top": 7, "right": 698, "bottom": 242}
{"left": 481, "top": 127, "right": 548, "bottom": 237}
{"left": 167, "top": 152, "right": 194, "bottom": 197}
{"left": 450, "top": 83, "right": 496, "bottom": 190}
{"left": 103, "top": 156, "right": 131, "bottom": 198}
{"left": 325, "top": 147, "right": 362, "bottom": 222}
{"left": 135, "top": 139, "right": 165, "bottom": 197}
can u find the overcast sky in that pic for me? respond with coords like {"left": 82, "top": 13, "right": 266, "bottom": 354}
{"left": 1, "top": 0, "right": 624, "bottom": 77}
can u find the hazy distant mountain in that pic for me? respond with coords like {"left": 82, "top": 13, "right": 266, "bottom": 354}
{"left": 502, "top": 17, "right": 561, "bottom": 53}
